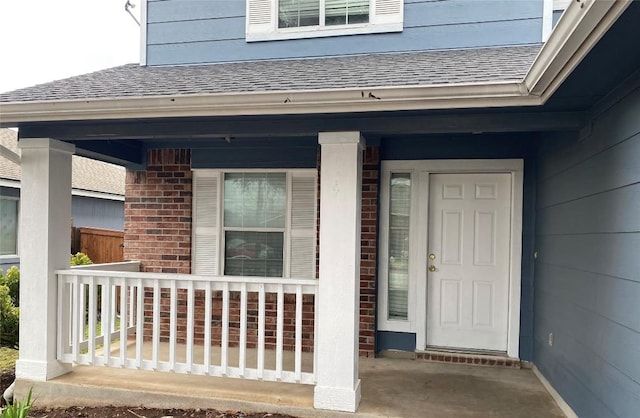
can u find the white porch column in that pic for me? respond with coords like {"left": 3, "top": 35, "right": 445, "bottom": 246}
{"left": 15, "top": 138, "right": 74, "bottom": 381}
{"left": 314, "top": 131, "right": 364, "bottom": 412}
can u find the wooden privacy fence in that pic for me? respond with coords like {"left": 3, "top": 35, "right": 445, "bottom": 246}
{"left": 71, "top": 227, "right": 124, "bottom": 264}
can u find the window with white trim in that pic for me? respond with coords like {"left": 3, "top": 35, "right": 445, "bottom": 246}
{"left": 0, "top": 196, "right": 18, "bottom": 256}
{"left": 192, "top": 170, "right": 317, "bottom": 279}
{"left": 247, "top": 0, "right": 403, "bottom": 42}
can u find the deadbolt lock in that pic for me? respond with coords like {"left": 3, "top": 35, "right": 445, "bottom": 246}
{"left": 428, "top": 253, "right": 436, "bottom": 260}
{"left": 428, "top": 265, "right": 437, "bottom": 272}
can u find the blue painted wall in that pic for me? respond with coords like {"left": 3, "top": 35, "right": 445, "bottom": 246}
{"left": 72, "top": 196, "right": 125, "bottom": 231}
{"left": 379, "top": 133, "right": 537, "bottom": 360}
{"left": 534, "top": 85, "right": 640, "bottom": 416}
{"left": 146, "top": 0, "right": 543, "bottom": 66}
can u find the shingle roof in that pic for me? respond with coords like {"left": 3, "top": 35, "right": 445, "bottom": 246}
{"left": 0, "top": 45, "right": 541, "bottom": 103}
{"left": 0, "top": 129, "right": 125, "bottom": 196}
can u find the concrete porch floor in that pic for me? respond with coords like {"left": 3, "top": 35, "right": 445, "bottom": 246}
{"left": 16, "top": 357, "right": 565, "bottom": 417}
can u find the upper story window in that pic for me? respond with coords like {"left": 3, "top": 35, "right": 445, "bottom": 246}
{"left": 247, "top": 0, "right": 403, "bottom": 42}
{"left": 279, "top": 0, "right": 369, "bottom": 28}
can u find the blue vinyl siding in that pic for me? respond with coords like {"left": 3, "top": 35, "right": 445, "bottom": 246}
{"left": 534, "top": 85, "right": 640, "bottom": 417}
{"left": 146, "top": 0, "right": 543, "bottom": 66}
{"left": 72, "top": 196, "right": 125, "bottom": 231}
{"left": 379, "top": 133, "right": 537, "bottom": 360}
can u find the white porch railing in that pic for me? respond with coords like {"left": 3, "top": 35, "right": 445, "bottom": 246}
{"left": 57, "top": 269, "right": 318, "bottom": 385}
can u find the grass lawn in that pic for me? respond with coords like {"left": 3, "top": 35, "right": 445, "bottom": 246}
{"left": 0, "top": 346, "right": 18, "bottom": 372}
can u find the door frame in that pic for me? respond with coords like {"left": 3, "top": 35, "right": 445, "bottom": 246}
{"left": 378, "top": 159, "right": 523, "bottom": 358}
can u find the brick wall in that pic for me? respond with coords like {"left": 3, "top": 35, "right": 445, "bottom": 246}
{"left": 360, "top": 146, "right": 380, "bottom": 357}
{"left": 124, "top": 149, "right": 193, "bottom": 273}
{"left": 125, "top": 146, "right": 380, "bottom": 357}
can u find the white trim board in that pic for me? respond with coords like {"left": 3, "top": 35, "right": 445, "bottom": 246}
{"left": 532, "top": 364, "right": 579, "bottom": 418}
{"left": 378, "top": 159, "right": 523, "bottom": 359}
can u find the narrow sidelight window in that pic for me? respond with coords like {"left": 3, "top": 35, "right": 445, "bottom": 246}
{"left": 388, "top": 173, "right": 410, "bottom": 320}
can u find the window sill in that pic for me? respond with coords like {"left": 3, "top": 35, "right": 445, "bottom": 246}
{"left": 246, "top": 22, "right": 402, "bottom": 42}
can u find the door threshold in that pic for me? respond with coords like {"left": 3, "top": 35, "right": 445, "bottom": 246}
{"left": 415, "top": 347, "right": 521, "bottom": 368}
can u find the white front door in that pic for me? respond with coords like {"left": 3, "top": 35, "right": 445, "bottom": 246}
{"left": 426, "top": 173, "right": 512, "bottom": 351}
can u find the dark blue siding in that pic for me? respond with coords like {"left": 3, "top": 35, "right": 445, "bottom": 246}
{"left": 380, "top": 133, "right": 537, "bottom": 360}
{"left": 188, "top": 137, "right": 318, "bottom": 169}
{"left": 72, "top": 196, "right": 125, "bottom": 231}
{"left": 377, "top": 331, "right": 416, "bottom": 352}
{"left": 534, "top": 84, "right": 640, "bottom": 416}
{"left": 146, "top": 0, "right": 543, "bottom": 66}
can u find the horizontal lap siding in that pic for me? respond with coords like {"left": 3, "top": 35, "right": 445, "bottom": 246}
{"left": 534, "top": 86, "right": 640, "bottom": 417}
{"left": 146, "top": 0, "right": 542, "bottom": 65}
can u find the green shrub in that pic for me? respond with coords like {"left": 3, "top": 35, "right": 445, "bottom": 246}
{"left": 0, "top": 267, "right": 19, "bottom": 307}
{"left": 70, "top": 252, "right": 92, "bottom": 266}
{"left": 0, "top": 285, "right": 19, "bottom": 349}
{"left": 1, "top": 388, "right": 32, "bottom": 418}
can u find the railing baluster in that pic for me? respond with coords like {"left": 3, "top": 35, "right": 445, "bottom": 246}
{"left": 221, "top": 282, "right": 229, "bottom": 375}
{"left": 186, "top": 281, "right": 195, "bottom": 372}
{"left": 102, "top": 277, "right": 112, "bottom": 366}
{"left": 257, "top": 283, "right": 266, "bottom": 380}
{"left": 136, "top": 279, "right": 143, "bottom": 369}
{"left": 71, "top": 278, "right": 80, "bottom": 363}
{"left": 119, "top": 279, "right": 128, "bottom": 367}
{"left": 295, "top": 285, "right": 303, "bottom": 382}
{"left": 204, "top": 281, "right": 212, "bottom": 374}
{"left": 276, "top": 285, "right": 284, "bottom": 380}
{"left": 87, "top": 279, "right": 97, "bottom": 363}
{"left": 239, "top": 282, "right": 247, "bottom": 376}
{"left": 169, "top": 280, "right": 177, "bottom": 371}
{"left": 111, "top": 284, "right": 118, "bottom": 333}
{"left": 79, "top": 279, "right": 87, "bottom": 347}
{"left": 152, "top": 281, "right": 160, "bottom": 370}
{"left": 129, "top": 286, "right": 136, "bottom": 328}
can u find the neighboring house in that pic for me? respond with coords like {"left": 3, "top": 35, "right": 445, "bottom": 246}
{"left": 0, "top": 128, "right": 125, "bottom": 271}
{"left": 0, "top": 0, "right": 638, "bottom": 416}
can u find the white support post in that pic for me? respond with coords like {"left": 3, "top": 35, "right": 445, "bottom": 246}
{"left": 314, "top": 131, "right": 364, "bottom": 412}
{"left": 16, "top": 138, "right": 74, "bottom": 381}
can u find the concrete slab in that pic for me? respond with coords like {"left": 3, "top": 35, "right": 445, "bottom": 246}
{"left": 16, "top": 357, "right": 565, "bottom": 418}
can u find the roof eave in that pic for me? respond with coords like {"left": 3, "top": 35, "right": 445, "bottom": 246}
{"left": 525, "top": 0, "right": 632, "bottom": 97}
{"left": 0, "top": 0, "right": 632, "bottom": 126}
{"left": 0, "top": 82, "right": 536, "bottom": 124}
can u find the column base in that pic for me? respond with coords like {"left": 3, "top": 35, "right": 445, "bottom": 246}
{"left": 313, "top": 379, "right": 362, "bottom": 412}
{"left": 15, "top": 359, "right": 71, "bottom": 382}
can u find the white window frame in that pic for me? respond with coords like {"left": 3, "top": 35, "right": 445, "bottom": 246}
{"left": 378, "top": 159, "right": 523, "bottom": 358}
{"left": 246, "top": 0, "right": 403, "bottom": 42}
{"left": 192, "top": 168, "right": 317, "bottom": 279}
{"left": 0, "top": 195, "right": 19, "bottom": 258}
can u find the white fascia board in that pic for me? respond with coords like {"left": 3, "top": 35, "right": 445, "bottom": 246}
{"left": 525, "top": 0, "right": 632, "bottom": 97}
{"left": 0, "top": 82, "right": 536, "bottom": 124}
{"left": 72, "top": 189, "right": 125, "bottom": 201}
{"left": 0, "top": 144, "right": 20, "bottom": 164}
{"left": 0, "top": 179, "right": 20, "bottom": 189}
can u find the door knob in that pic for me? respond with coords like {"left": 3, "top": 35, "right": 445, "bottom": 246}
{"left": 428, "top": 265, "right": 437, "bottom": 272}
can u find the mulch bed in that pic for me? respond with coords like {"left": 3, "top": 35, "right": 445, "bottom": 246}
{"left": 30, "top": 407, "right": 296, "bottom": 418}
{"left": 3, "top": 368, "right": 297, "bottom": 417}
